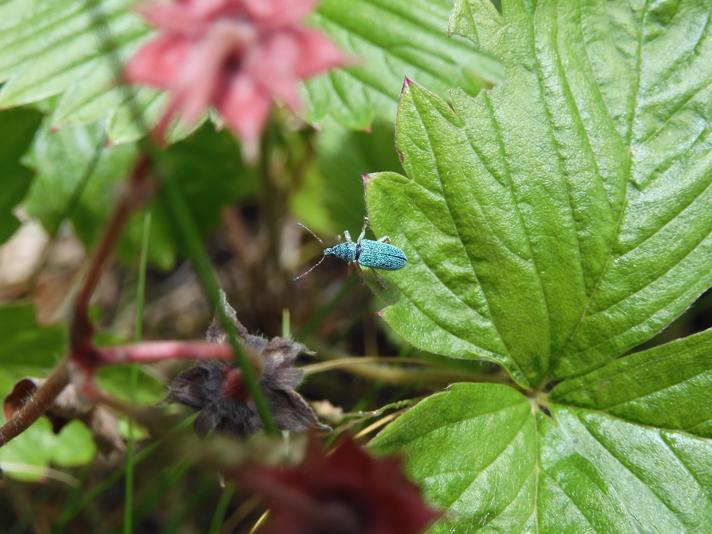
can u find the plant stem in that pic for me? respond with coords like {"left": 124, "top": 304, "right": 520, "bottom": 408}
{"left": 208, "top": 485, "right": 235, "bottom": 534}
{"left": 98, "top": 341, "right": 238, "bottom": 364}
{"left": 0, "top": 154, "right": 152, "bottom": 449}
{"left": 70, "top": 155, "right": 152, "bottom": 373}
{"left": 124, "top": 213, "right": 151, "bottom": 534}
{"left": 301, "top": 356, "right": 437, "bottom": 374}
{"left": 0, "top": 360, "right": 69, "bottom": 446}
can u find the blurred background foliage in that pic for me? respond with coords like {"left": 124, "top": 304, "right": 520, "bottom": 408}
{"left": 0, "top": 0, "right": 709, "bottom": 532}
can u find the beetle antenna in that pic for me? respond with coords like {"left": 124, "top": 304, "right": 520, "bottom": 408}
{"left": 296, "top": 222, "right": 324, "bottom": 246}
{"left": 293, "top": 255, "right": 327, "bottom": 281}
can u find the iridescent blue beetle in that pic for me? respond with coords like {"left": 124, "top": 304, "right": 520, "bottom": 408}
{"left": 295, "top": 217, "right": 407, "bottom": 280}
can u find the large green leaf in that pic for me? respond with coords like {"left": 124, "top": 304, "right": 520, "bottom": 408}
{"left": 372, "top": 360, "right": 712, "bottom": 533}
{"left": 23, "top": 119, "right": 256, "bottom": 269}
{"left": 305, "top": 0, "right": 504, "bottom": 130}
{"left": 366, "top": 0, "right": 712, "bottom": 387}
{"left": 0, "top": 108, "right": 43, "bottom": 244}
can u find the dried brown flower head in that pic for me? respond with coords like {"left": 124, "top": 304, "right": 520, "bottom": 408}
{"left": 168, "top": 294, "right": 327, "bottom": 436}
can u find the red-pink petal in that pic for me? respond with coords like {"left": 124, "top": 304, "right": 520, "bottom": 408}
{"left": 241, "top": 0, "right": 317, "bottom": 27}
{"left": 246, "top": 33, "right": 302, "bottom": 110}
{"left": 124, "top": 35, "right": 191, "bottom": 89}
{"left": 218, "top": 74, "right": 271, "bottom": 144}
{"left": 136, "top": 3, "right": 207, "bottom": 36}
{"left": 293, "top": 28, "right": 349, "bottom": 77}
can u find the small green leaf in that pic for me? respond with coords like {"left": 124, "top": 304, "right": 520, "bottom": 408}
{"left": 0, "top": 417, "right": 57, "bottom": 481}
{"left": 51, "top": 420, "right": 97, "bottom": 467}
{"left": 0, "top": 108, "right": 43, "bottom": 244}
{"left": 372, "top": 382, "right": 712, "bottom": 533}
{"left": 551, "top": 327, "right": 712, "bottom": 438}
{"left": 0, "top": 417, "right": 96, "bottom": 481}
{"left": 305, "top": 0, "right": 504, "bottom": 130}
{"left": 366, "top": 0, "right": 712, "bottom": 386}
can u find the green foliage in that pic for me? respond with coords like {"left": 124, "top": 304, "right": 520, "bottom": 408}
{"left": 96, "top": 365, "right": 164, "bottom": 406}
{"left": 0, "top": 417, "right": 96, "bottom": 482}
{"left": 366, "top": 0, "right": 712, "bottom": 388}
{"left": 550, "top": 328, "right": 712, "bottom": 438}
{"left": 0, "top": 0, "right": 169, "bottom": 144}
{"left": 372, "top": 339, "right": 712, "bottom": 532}
{"left": 0, "top": 0, "right": 503, "bottom": 144}
{"left": 293, "top": 120, "right": 402, "bottom": 236}
{"left": 0, "top": 108, "right": 42, "bottom": 244}
{"left": 368, "top": 0, "right": 712, "bottom": 530}
{"left": 24, "top": 120, "right": 256, "bottom": 269}
{"left": 306, "top": 0, "right": 503, "bottom": 129}
{"left": 0, "top": 303, "right": 65, "bottom": 375}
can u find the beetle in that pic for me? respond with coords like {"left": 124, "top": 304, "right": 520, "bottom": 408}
{"left": 295, "top": 217, "right": 407, "bottom": 280}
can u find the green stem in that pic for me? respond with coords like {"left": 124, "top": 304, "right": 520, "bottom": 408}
{"left": 124, "top": 213, "right": 151, "bottom": 534}
{"left": 209, "top": 485, "right": 235, "bottom": 534}
{"left": 160, "top": 177, "right": 276, "bottom": 433}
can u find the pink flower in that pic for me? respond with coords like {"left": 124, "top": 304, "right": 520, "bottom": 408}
{"left": 125, "top": 0, "right": 347, "bottom": 152}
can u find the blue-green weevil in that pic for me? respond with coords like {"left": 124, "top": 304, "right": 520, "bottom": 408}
{"left": 295, "top": 217, "right": 407, "bottom": 279}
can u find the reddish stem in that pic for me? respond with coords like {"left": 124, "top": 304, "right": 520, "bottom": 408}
{"left": 98, "top": 341, "right": 235, "bottom": 364}
{"left": 0, "top": 360, "right": 70, "bottom": 446}
{"left": 0, "top": 155, "right": 153, "bottom": 448}
{"left": 72, "top": 156, "right": 152, "bottom": 351}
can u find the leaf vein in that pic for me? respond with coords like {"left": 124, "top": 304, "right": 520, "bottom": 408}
{"left": 660, "top": 432, "right": 712, "bottom": 504}
{"left": 577, "top": 412, "right": 687, "bottom": 526}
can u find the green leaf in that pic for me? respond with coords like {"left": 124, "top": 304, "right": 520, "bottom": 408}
{"left": 304, "top": 0, "right": 504, "bottom": 130}
{"left": 0, "top": 0, "right": 198, "bottom": 144}
{"left": 23, "top": 118, "right": 175, "bottom": 268}
{"left": 0, "top": 108, "right": 43, "bottom": 244}
{"left": 0, "top": 417, "right": 96, "bottom": 481}
{"left": 51, "top": 420, "right": 97, "bottom": 467}
{"left": 371, "top": 382, "right": 712, "bottom": 533}
{"left": 366, "top": 0, "right": 712, "bottom": 387}
{"left": 0, "top": 303, "right": 65, "bottom": 369}
{"left": 23, "top": 119, "right": 255, "bottom": 269}
{"left": 292, "top": 119, "right": 403, "bottom": 235}
{"left": 551, "top": 327, "right": 712, "bottom": 438}
{"left": 96, "top": 365, "right": 164, "bottom": 406}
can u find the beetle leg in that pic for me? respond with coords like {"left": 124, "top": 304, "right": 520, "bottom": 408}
{"left": 344, "top": 230, "right": 352, "bottom": 242}
{"left": 336, "top": 234, "right": 342, "bottom": 242}
{"left": 378, "top": 236, "right": 391, "bottom": 243}
{"left": 357, "top": 216, "right": 369, "bottom": 243}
